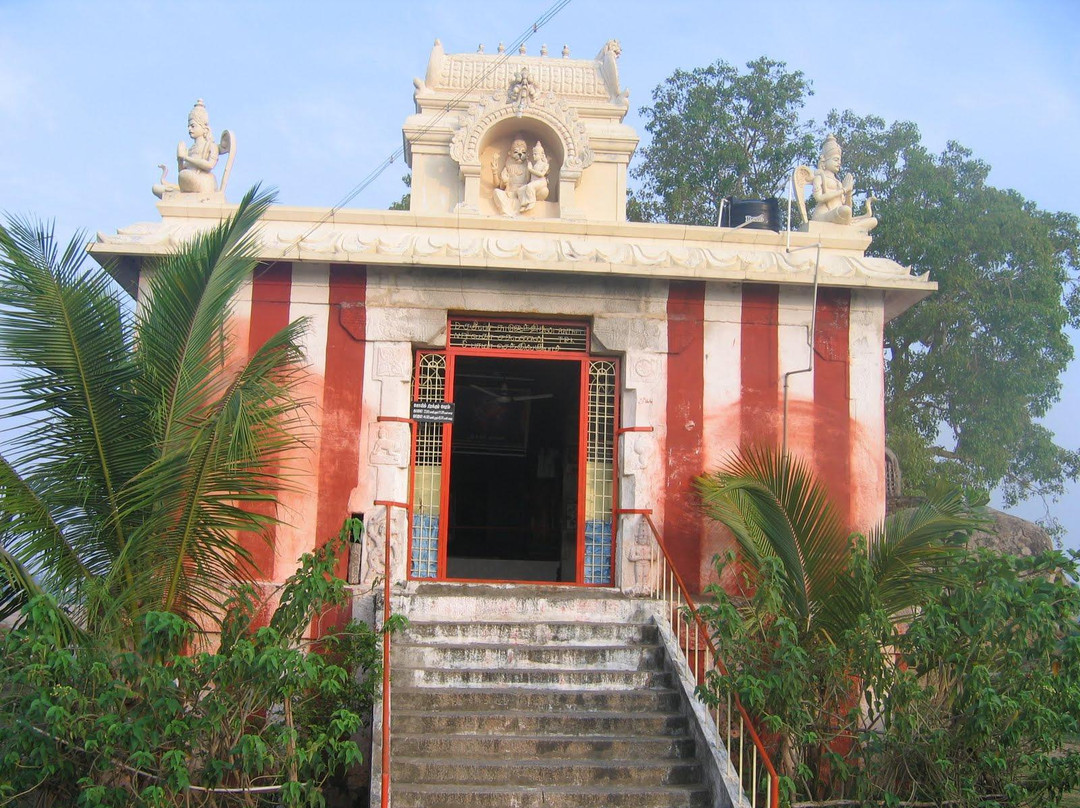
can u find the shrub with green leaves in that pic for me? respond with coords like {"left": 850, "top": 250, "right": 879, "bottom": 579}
{"left": 699, "top": 548, "right": 1080, "bottom": 807}
{"left": 0, "top": 536, "right": 382, "bottom": 807}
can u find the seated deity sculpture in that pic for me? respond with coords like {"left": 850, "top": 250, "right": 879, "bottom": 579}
{"left": 491, "top": 137, "right": 550, "bottom": 216}
{"left": 520, "top": 141, "right": 550, "bottom": 211}
{"left": 152, "top": 99, "right": 235, "bottom": 199}
{"left": 792, "top": 134, "right": 877, "bottom": 232}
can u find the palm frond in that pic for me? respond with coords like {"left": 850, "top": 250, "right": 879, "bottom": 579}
{"left": 135, "top": 186, "right": 275, "bottom": 453}
{"left": 697, "top": 446, "right": 849, "bottom": 629}
{"left": 0, "top": 218, "right": 145, "bottom": 561}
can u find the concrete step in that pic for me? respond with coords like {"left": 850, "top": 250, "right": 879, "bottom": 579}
{"left": 391, "top": 731, "right": 697, "bottom": 760}
{"left": 394, "top": 665, "right": 672, "bottom": 689}
{"left": 391, "top": 708, "right": 689, "bottom": 736}
{"left": 399, "top": 583, "right": 650, "bottom": 624}
{"left": 392, "top": 756, "right": 704, "bottom": 787}
{"left": 392, "top": 641, "right": 664, "bottom": 671}
{"left": 402, "top": 620, "right": 658, "bottom": 646}
{"left": 392, "top": 685, "right": 682, "bottom": 713}
{"left": 391, "top": 783, "right": 711, "bottom": 808}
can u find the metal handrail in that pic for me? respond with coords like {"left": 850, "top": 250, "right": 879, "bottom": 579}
{"left": 373, "top": 496, "right": 410, "bottom": 808}
{"left": 620, "top": 508, "right": 781, "bottom": 808}
{"left": 373, "top": 418, "right": 417, "bottom": 808}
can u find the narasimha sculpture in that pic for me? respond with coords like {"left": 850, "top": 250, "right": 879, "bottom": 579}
{"left": 491, "top": 138, "right": 550, "bottom": 216}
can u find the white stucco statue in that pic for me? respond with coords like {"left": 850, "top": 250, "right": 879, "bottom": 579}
{"left": 491, "top": 137, "right": 550, "bottom": 216}
{"left": 521, "top": 141, "right": 550, "bottom": 211}
{"left": 152, "top": 99, "right": 236, "bottom": 200}
{"left": 792, "top": 134, "right": 877, "bottom": 232}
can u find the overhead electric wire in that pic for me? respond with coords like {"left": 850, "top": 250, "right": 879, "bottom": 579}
{"left": 287, "top": 0, "right": 573, "bottom": 254}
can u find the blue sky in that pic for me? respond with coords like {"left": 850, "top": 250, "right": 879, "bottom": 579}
{"left": 2, "top": 0, "right": 1078, "bottom": 548}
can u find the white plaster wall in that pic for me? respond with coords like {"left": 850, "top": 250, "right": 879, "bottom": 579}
{"left": 778, "top": 285, "right": 816, "bottom": 460}
{"left": 363, "top": 267, "right": 672, "bottom": 589}
{"left": 849, "top": 289, "right": 886, "bottom": 531}
{"left": 275, "top": 262, "right": 330, "bottom": 582}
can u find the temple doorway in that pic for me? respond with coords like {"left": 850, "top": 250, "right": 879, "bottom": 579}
{"left": 447, "top": 356, "right": 580, "bottom": 581}
{"left": 408, "top": 318, "right": 618, "bottom": 585}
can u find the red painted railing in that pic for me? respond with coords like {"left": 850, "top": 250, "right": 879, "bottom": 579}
{"left": 619, "top": 508, "right": 781, "bottom": 808}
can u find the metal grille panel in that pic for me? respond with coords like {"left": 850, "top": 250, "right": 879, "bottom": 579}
{"left": 449, "top": 320, "right": 588, "bottom": 353}
{"left": 584, "top": 360, "right": 616, "bottom": 584}
{"left": 411, "top": 353, "right": 445, "bottom": 578}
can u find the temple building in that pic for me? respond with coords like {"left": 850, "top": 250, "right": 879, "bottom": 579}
{"left": 92, "top": 39, "right": 931, "bottom": 606}
{"left": 92, "top": 39, "right": 936, "bottom": 807}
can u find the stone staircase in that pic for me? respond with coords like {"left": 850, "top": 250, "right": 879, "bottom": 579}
{"left": 374, "top": 584, "right": 732, "bottom": 808}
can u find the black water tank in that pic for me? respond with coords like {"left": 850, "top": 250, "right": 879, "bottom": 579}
{"left": 720, "top": 197, "right": 781, "bottom": 231}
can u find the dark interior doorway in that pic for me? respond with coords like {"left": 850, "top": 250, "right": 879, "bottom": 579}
{"left": 447, "top": 355, "right": 581, "bottom": 581}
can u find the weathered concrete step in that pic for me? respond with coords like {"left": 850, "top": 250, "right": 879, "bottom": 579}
{"left": 392, "top": 732, "right": 697, "bottom": 759}
{"left": 392, "top": 642, "right": 663, "bottom": 670}
{"left": 401, "top": 620, "right": 658, "bottom": 645}
{"left": 399, "top": 583, "right": 650, "bottom": 624}
{"left": 391, "top": 783, "right": 711, "bottom": 808}
{"left": 393, "top": 685, "right": 682, "bottom": 713}
{"left": 395, "top": 665, "right": 671, "bottom": 689}
{"left": 393, "top": 756, "right": 704, "bottom": 787}
{"left": 392, "top": 708, "right": 689, "bottom": 736}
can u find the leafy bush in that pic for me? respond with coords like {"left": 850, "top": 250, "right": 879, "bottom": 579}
{"left": 0, "top": 536, "right": 383, "bottom": 807}
{"left": 700, "top": 548, "right": 1080, "bottom": 807}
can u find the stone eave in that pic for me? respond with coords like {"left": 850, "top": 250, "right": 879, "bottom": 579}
{"left": 91, "top": 201, "right": 935, "bottom": 318}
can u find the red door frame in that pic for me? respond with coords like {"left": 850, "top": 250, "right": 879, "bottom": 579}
{"left": 406, "top": 318, "right": 619, "bottom": 586}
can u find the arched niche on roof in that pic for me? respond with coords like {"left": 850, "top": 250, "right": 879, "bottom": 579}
{"left": 450, "top": 92, "right": 593, "bottom": 220}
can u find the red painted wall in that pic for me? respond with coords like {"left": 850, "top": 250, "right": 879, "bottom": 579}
{"left": 241, "top": 262, "right": 293, "bottom": 581}
{"left": 741, "top": 285, "right": 780, "bottom": 447}
{"left": 313, "top": 265, "right": 368, "bottom": 632}
{"left": 813, "top": 288, "right": 852, "bottom": 525}
{"left": 665, "top": 281, "right": 706, "bottom": 591}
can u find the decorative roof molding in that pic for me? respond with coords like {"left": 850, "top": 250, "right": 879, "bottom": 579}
{"left": 95, "top": 215, "right": 928, "bottom": 291}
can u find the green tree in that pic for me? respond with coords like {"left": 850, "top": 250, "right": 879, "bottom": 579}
{"left": 695, "top": 445, "right": 982, "bottom": 798}
{"left": 389, "top": 172, "right": 411, "bottom": 211}
{"left": 631, "top": 60, "right": 1080, "bottom": 520}
{"left": 825, "top": 111, "right": 1080, "bottom": 507}
{"left": 630, "top": 57, "right": 816, "bottom": 225}
{"left": 0, "top": 187, "right": 309, "bottom": 642}
{"left": 873, "top": 548, "right": 1080, "bottom": 807}
{"left": 0, "top": 531, "right": 386, "bottom": 807}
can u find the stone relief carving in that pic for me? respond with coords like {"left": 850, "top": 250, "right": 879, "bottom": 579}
{"left": 369, "top": 425, "right": 406, "bottom": 467}
{"left": 632, "top": 357, "right": 658, "bottom": 383}
{"left": 375, "top": 345, "right": 410, "bottom": 379}
{"left": 629, "top": 318, "right": 661, "bottom": 351}
{"left": 361, "top": 507, "right": 402, "bottom": 585}
{"left": 508, "top": 67, "right": 541, "bottom": 116}
{"left": 152, "top": 99, "right": 236, "bottom": 201}
{"left": 626, "top": 519, "right": 654, "bottom": 595}
{"left": 491, "top": 138, "right": 550, "bottom": 217}
{"left": 792, "top": 134, "right": 878, "bottom": 232}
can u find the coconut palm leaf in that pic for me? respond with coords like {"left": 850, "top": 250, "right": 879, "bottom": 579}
{"left": 0, "top": 217, "right": 144, "bottom": 567}
{"left": 0, "top": 187, "right": 309, "bottom": 641}
{"left": 697, "top": 445, "right": 981, "bottom": 640}
{"left": 818, "top": 487, "right": 983, "bottom": 636}
{"left": 696, "top": 445, "right": 850, "bottom": 631}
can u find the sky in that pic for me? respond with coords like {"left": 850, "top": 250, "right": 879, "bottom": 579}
{"left": 1, "top": 0, "right": 1078, "bottom": 549}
